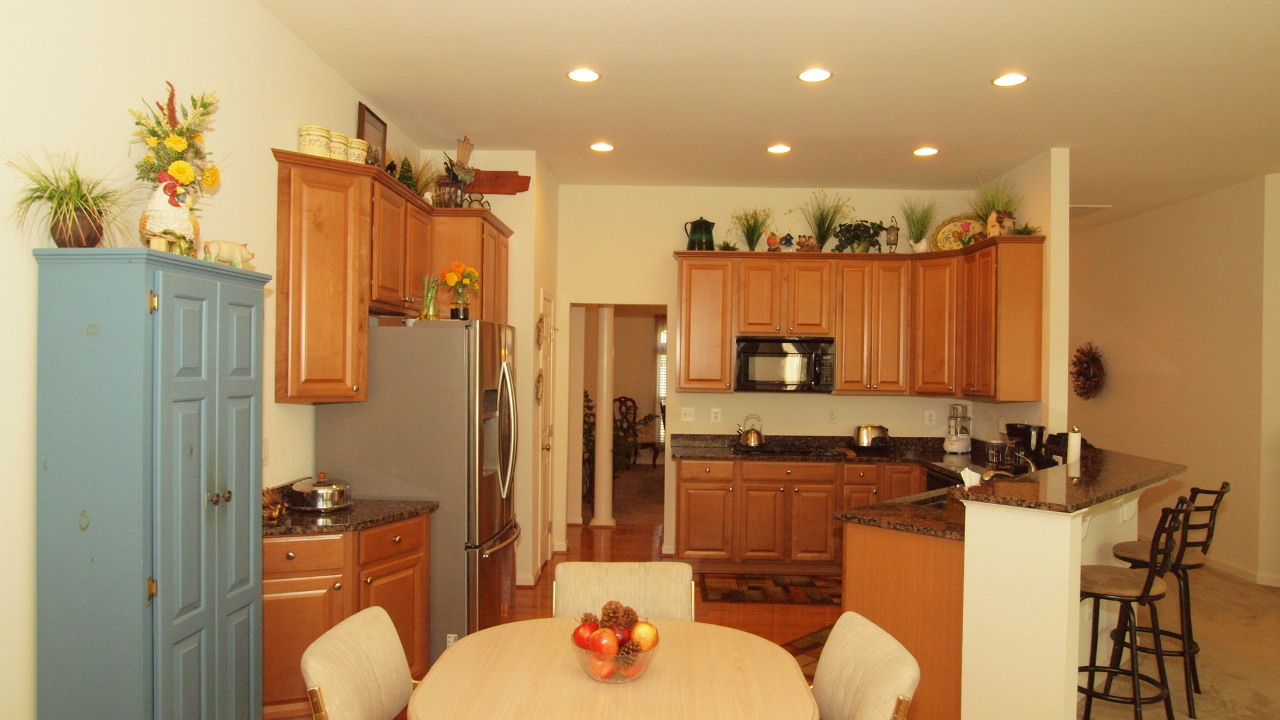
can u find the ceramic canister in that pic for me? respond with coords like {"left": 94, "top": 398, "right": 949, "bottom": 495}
{"left": 297, "top": 125, "right": 331, "bottom": 157}
{"left": 328, "top": 131, "right": 350, "bottom": 161}
{"left": 348, "top": 138, "right": 369, "bottom": 165}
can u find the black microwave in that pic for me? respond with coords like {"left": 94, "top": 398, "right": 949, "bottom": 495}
{"left": 734, "top": 337, "right": 835, "bottom": 392}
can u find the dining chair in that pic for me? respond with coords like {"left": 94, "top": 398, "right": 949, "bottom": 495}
{"left": 300, "top": 605, "right": 418, "bottom": 720}
{"left": 811, "top": 611, "right": 920, "bottom": 720}
{"left": 552, "top": 561, "right": 696, "bottom": 621}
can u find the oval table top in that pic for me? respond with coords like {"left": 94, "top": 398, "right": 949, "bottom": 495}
{"left": 408, "top": 617, "right": 819, "bottom": 720}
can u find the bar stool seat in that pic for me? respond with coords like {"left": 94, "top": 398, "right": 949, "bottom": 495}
{"left": 1110, "top": 481, "right": 1230, "bottom": 719}
{"left": 1079, "top": 499, "right": 1189, "bottom": 720}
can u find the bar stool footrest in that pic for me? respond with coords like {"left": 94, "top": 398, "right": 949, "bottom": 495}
{"left": 1079, "top": 665, "right": 1171, "bottom": 707}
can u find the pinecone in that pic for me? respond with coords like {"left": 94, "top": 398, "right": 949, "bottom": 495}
{"left": 599, "top": 600, "right": 627, "bottom": 628}
{"left": 617, "top": 606, "right": 639, "bottom": 630}
{"left": 618, "top": 640, "right": 642, "bottom": 657}
{"left": 578, "top": 612, "right": 599, "bottom": 625}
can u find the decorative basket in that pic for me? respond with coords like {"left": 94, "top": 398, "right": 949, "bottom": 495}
{"left": 433, "top": 181, "right": 465, "bottom": 208}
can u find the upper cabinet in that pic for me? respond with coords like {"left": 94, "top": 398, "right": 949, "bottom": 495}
{"left": 676, "top": 255, "right": 735, "bottom": 392}
{"left": 273, "top": 149, "right": 512, "bottom": 403}
{"left": 736, "top": 258, "right": 834, "bottom": 336}
{"left": 911, "top": 255, "right": 959, "bottom": 396}
{"left": 835, "top": 259, "right": 910, "bottom": 395}
{"left": 958, "top": 238, "right": 1043, "bottom": 402}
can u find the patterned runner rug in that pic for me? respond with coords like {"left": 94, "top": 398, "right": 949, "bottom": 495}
{"left": 698, "top": 573, "right": 841, "bottom": 605}
{"left": 782, "top": 624, "right": 834, "bottom": 683}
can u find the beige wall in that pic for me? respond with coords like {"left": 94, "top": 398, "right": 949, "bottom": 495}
{"left": 1071, "top": 177, "right": 1277, "bottom": 584}
{"left": 613, "top": 313, "right": 659, "bottom": 419}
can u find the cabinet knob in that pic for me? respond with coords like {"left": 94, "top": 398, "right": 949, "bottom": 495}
{"left": 872, "top": 385, "right": 878, "bottom": 390}
{"left": 333, "top": 582, "right": 342, "bottom": 591}
{"left": 858, "top": 472, "right": 865, "bottom": 478}
{"left": 872, "top": 489, "right": 879, "bottom": 495}
{"left": 794, "top": 488, "right": 800, "bottom": 493}
{"left": 774, "top": 326, "right": 781, "bottom": 332}
{"left": 704, "top": 467, "right": 711, "bottom": 473}
{"left": 209, "top": 493, "right": 221, "bottom": 506}
{"left": 785, "top": 469, "right": 792, "bottom": 475}
{"left": 725, "top": 382, "right": 730, "bottom": 388}
{"left": 787, "top": 327, "right": 794, "bottom": 333}
{"left": 285, "top": 552, "right": 296, "bottom": 560}
{"left": 865, "top": 384, "right": 871, "bottom": 389}
{"left": 365, "top": 577, "right": 373, "bottom": 585}
{"left": 353, "top": 384, "right": 361, "bottom": 392}
{"left": 223, "top": 490, "right": 233, "bottom": 503}
{"left": 393, "top": 535, "right": 402, "bottom": 543}
{"left": 729, "top": 486, "right": 734, "bottom": 492}
{"left": 778, "top": 487, "right": 784, "bottom": 492}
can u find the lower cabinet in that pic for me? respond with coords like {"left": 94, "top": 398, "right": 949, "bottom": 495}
{"left": 263, "top": 514, "right": 430, "bottom": 720}
{"left": 842, "top": 464, "right": 883, "bottom": 509}
{"left": 882, "top": 463, "right": 926, "bottom": 500}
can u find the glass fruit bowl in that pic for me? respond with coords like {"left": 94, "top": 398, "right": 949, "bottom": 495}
{"left": 571, "top": 639, "right": 659, "bottom": 683}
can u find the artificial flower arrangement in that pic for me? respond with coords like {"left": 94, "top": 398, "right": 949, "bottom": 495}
{"left": 440, "top": 262, "right": 479, "bottom": 304}
{"left": 130, "top": 81, "right": 221, "bottom": 208}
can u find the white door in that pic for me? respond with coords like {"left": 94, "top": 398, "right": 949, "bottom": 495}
{"left": 536, "top": 291, "right": 556, "bottom": 567}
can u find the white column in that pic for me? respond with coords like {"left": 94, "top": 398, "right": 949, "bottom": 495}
{"left": 591, "top": 306, "right": 616, "bottom": 526}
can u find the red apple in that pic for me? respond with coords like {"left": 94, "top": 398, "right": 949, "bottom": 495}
{"left": 631, "top": 621, "right": 659, "bottom": 652}
{"left": 619, "top": 656, "right": 645, "bottom": 678}
{"left": 588, "top": 652, "right": 617, "bottom": 680}
{"left": 572, "top": 621, "right": 599, "bottom": 650}
{"left": 588, "top": 627, "right": 620, "bottom": 656}
{"left": 613, "top": 626, "right": 631, "bottom": 646}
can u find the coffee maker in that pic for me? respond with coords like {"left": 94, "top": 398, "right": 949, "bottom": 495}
{"left": 1005, "top": 423, "right": 1047, "bottom": 468}
{"left": 942, "top": 403, "right": 972, "bottom": 454}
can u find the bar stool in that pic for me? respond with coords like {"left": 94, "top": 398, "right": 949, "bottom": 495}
{"left": 1111, "top": 482, "right": 1230, "bottom": 718}
{"left": 1079, "top": 499, "right": 1189, "bottom": 720}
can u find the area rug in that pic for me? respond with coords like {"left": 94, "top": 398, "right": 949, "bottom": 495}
{"left": 698, "top": 573, "right": 841, "bottom": 605}
{"left": 782, "top": 624, "right": 833, "bottom": 683}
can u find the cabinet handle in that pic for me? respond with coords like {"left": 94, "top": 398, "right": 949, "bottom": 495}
{"left": 872, "top": 489, "right": 879, "bottom": 495}
{"left": 393, "top": 535, "right": 402, "bottom": 543}
{"left": 872, "top": 385, "right": 878, "bottom": 390}
{"left": 333, "top": 582, "right": 342, "bottom": 591}
{"left": 223, "top": 490, "right": 233, "bottom": 503}
{"left": 786, "top": 469, "right": 792, "bottom": 475}
{"left": 729, "top": 486, "right": 734, "bottom": 492}
{"left": 858, "top": 472, "right": 865, "bottom": 478}
{"left": 285, "top": 552, "right": 296, "bottom": 560}
{"left": 209, "top": 493, "right": 221, "bottom": 506}
{"left": 774, "top": 326, "right": 781, "bottom": 332}
{"left": 778, "top": 487, "right": 784, "bottom": 492}
{"left": 788, "top": 327, "right": 794, "bottom": 333}
{"left": 704, "top": 467, "right": 711, "bottom": 473}
{"left": 794, "top": 488, "right": 800, "bottom": 493}
{"left": 865, "top": 384, "right": 871, "bottom": 389}
{"left": 365, "top": 577, "right": 374, "bottom": 585}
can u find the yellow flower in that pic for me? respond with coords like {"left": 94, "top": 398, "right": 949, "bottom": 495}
{"left": 145, "top": 137, "right": 159, "bottom": 148}
{"left": 164, "top": 134, "right": 189, "bottom": 152}
{"left": 144, "top": 153, "right": 155, "bottom": 164}
{"left": 168, "top": 160, "right": 196, "bottom": 185}
{"left": 444, "top": 271, "right": 459, "bottom": 287}
{"left": 201, "top": 165, "right": 221, "bottom": 190}
{"left": 194, "top": 134, "right": 205, "bottom": 145}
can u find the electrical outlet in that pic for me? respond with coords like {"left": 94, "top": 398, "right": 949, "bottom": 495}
{"left": 681, "top": 407, "right": 695, "bottom": 422}
{"left": 446, "top": 633, "right": 458, "bottom": 647}
{"left": 710, "top": 408, "right": 722, "bottom": 423}
{"left": 828, "top": 410, "right": 837, "bottom": 424}
{"left": 924, "top": 410, "right": 937, "bottom": 426}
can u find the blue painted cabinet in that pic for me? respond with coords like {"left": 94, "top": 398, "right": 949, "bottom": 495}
{"left": 35, "top": 249, "right": 270, "bottom": 719}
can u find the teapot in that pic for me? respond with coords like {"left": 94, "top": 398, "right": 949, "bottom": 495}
{"left": 684, "top": 217, "right": 715, "bottom": 250}
{"left": 737, "top": 414, "right": 764, "bottom": 447}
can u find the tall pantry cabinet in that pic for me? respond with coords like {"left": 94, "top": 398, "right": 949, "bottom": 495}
{"left": 34, "top": 249, "right": 270, "bottom": 719}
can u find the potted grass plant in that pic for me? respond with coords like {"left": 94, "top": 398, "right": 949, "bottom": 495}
{"left": 797, "top": 190, "right": 851, "bottom": 251}
{"left": 968, "top": 178, "right": 1024, "bottom": 238}
{"left": 9, "top": 153, "right": 136, "bottom": 248}
{"left": 730, "top": 207, "right": 773, "bottom": 251}
{"left": 898, "top": 196, "right": 940, "bottom": 252}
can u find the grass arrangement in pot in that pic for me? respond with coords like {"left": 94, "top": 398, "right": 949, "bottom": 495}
{"left": 968, "top": 178, "right": 1024, "bottom": 238}
{"left": 9, "top": 153, "right": 136, "bottom": 248}
{"left": 898, "top": 196, "right": 939, "bottom": 253}
{"left": 730, "top": 207, "right": 773, "bottom": 251}
{"left": 797, "top": 190, "right": 851, "bottom": 251}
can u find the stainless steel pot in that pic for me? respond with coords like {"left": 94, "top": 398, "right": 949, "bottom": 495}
{"left": 853, "top": 425, "right": 890, "bottom": 447}
{"left": 287, "top": 472, "right": 352, "bottom": 512}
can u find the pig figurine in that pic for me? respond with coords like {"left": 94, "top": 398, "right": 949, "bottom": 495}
{"left": 204, "top": 241, "right": 254, "bottom": 268}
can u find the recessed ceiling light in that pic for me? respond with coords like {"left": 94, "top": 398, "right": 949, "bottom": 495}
{"left": 568, "top": 68, "right": 600, "bottom": 83}
{"left": 992, "top": 73, "right": 1027, "bottom": 87}
{"left": 798, "top": 68, "right": 831, "bottom": 83}
{"left": 767, "top": 144, "right": 791, "bottom": 154}
{"left": 590, "top": 142, "right": 613, "bottom": 152}
{"left": 913, "top": 147, "right": 939, "bottom": 157}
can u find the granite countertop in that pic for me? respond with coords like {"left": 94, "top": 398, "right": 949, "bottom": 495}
{"left": 670, "top": 433, "right": 959, "bottom": 465}
{"left": 262, "top": 498, "right": 439, "bottom": 537}
{"left": 839, "top": 488, "right": 965, "bottom": 540}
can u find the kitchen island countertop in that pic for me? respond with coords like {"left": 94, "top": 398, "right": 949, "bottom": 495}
{"left": 262, "top": 498, "right": 438, "bottom": 536}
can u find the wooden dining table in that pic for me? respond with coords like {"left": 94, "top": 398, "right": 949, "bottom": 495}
{"left": 407, "top": 617, "right": 819, "bottom": 720}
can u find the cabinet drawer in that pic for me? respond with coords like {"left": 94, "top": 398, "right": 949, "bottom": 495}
{"left": 740, "top": 461, "right": 838, "bottom": 482}
{"left": 677, "top": 460, "right": 736, "bottom": 481}
{"left": 360, "top": 515, "right": 426, "bottom": 566}
{"left": 263, "top": 534, "right": 347, "bottom": 574}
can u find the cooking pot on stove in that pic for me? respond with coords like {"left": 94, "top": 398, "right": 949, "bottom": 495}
{"left": 853, "top": 425, "right": 890, "bottom": 447}
{"left": 287, "top": 472, "right": 352, "bottom": 512}
{"left": 737, "top": 414, "right": 764, "bottom": 447}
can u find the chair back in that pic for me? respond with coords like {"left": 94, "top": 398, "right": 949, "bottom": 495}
{"left": 1183, "top": 481, "right": 1230, "bottom": 558}
{"left": 552, "top": 561, "right": 695, "bottom": 621}
{"left": 812, "top": 611, "right": 920, "bottom": 720}
{"left": 1141, "top": 498, "right": 1191, "bottom": 599}
{"left": 300, "top": 606, "right": 413, "bottom": 720}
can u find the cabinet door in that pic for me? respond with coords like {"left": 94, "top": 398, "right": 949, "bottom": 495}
{"left": 960, "top": 247, "right": 996, "bottom": 397}
{"left": 912, "top": 256, "right": 958, "bottom": 395}
{"left": 835, "top": 261, "right": 872, "bottom": 391}
{"left": 882, "top": 464, "right": 925, "bottom": 500}
{"left": 787, "top": 260, "right": 835, "bottom": 336}
{"left": 737, "top": 483, "right": 787, "bottom": 561}
{"left": 359, "top": 552, "right": 431, "bottom": 679}
{"left": 275, "top": 157, "right": 369, "bottom": 403}
{"left": 262, "top": 573, "right": 348, "bottom": 718}
{"left": 842, "top": 464, "right": 882, "bottom": 508}
{"left": 790, "top": 483, "right": 838, "bottom": 562}
{"left": 737, "top": 259, "right": 784, "bottom": 335}
{"left": 677, "top": 257, "right": 734, "bottom": 391}
{"left": 402, "top": 205, "right": 433, "bottom": 317}
{"left": 676, "top": 482, "right": 735, "bottom": 559}
{"left": 480, "top": 221, "right": 509, "bottom": 324}
{"left": 869, "top": 260, "right": 911, "bottom": 394}
{"left": 370, "top": 183, "right": 409, "bottom": 311}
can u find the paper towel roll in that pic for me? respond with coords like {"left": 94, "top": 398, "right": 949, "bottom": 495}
{"left": 1067, "top": 427, "right": 1082, "bottom": 465}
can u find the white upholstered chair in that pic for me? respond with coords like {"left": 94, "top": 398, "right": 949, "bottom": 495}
{"left": 300, "top": 605, "right": 418, "bottom": 720}
{"left": 811, "top": 611, "right": 921, "bottom": 720}
{"left": 552, "top": 561, "right": 696, "bottom": 621}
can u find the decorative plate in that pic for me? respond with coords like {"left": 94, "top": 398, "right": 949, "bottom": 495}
{"left": 535, "top": 314, "right": 545, "bottom": 350}
{"left": 930, "top": 213, "right": 986, "bottom": 251}
{"left": 535, "top": 370, "right": 545, "bottom": 405}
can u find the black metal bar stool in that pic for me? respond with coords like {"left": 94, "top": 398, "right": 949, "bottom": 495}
{"left": 1111, "top": 482, "right": 1230, "bottom": 718}
{"left": 1079, "top": 499, "right": 1189, "bottom": 720}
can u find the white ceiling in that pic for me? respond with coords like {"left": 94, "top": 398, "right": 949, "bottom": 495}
{"left": 259, "top": 0, "right": 1280, "bottom": 231}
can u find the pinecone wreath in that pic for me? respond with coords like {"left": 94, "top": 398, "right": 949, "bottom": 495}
{"left": 1071, "top": 342, "right": 1106, "bottom": 399}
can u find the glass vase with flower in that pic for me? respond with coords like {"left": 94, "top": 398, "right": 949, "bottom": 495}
{"left": 440, "top": 262, "right": 480, "bottom": 320}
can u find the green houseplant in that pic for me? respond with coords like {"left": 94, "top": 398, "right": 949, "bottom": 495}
{"left": 833, "top": 219, "right": 886, "bottom": 253}
{"left": 968, "top": 178, "right": 1024, "bottom": 237}
{"left": 898, "top": 196, "right": 940, "bottom": 251}
{"left": 797, "top": 190, "right": 851, "bottom": 250}
{"left": 730, "top": 207, "right": 773, "bottom": 251}
{"left": 9, "top": 153, "right": 136, "bottom": 247}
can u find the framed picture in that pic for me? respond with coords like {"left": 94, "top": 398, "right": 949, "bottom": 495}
{"left": 356, "top": 102, "right": 387, "bottom": 167}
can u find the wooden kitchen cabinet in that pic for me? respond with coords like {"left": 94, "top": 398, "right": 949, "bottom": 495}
{"left": 958, "top": 237, "right": 1043, "bottom": 402}
{"left": 675, "top": 460, "right": 737, "bottom": 560}
{"left": 882, "top": 463, "right": 926, "bottom": 500}
{"left": 370, "top": 185, "right": 434, "bottom": 317}
{"left": 735, "top": 461, "right": 840, "bottom": 565}
{"left": 736, "top": 257, "right": 834, "bottom": 336}
{"left": 842, "top": 463, "right": 883, "bottom": 509}
{"left": 911, "top": 255, "right": 960, "bottom": 396}
{"left": 430, "top": 208, "right": 513, "bottom": 324}
{"left": 676, "top": 256, "right": 735, "bottom": 392}
{"left": 262, "top": 513, "right": 430, "bottom": 720}
{"left": 835, "top": 259, "right": 911, "bottom": 394}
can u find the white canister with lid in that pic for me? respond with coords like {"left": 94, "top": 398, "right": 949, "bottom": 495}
{"left": 348, "top": 137, "right": 369, "bottom": 165}
{"left": 328, "top": 131, "right": 350, "bottom": 161}
{"left": 297, "top": 125, "right": 331, "bottom": 157}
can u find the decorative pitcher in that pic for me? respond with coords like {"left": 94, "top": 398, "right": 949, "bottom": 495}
{"left": 684, "top": 217, "right": 715, "bottom": 250}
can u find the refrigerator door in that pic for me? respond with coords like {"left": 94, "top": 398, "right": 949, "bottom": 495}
{"left": 469, "top": 519, "right": 520, "bottom": 631}
{"left": 474, "top": 322, "right": 516, "bottom": 546}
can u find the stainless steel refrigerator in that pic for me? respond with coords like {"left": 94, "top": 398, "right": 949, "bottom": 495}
{"left": 315, "top": 319, "right": 518, "bottom": 662}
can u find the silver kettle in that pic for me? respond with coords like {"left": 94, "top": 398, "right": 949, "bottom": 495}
{"left": 853, "top": 424, "right": 889, "bottom": 447}
{"left": 737, "top": 414, "right": 764, "bottom": 447}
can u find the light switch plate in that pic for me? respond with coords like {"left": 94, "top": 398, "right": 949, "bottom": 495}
{"left": 710, "top": 408, "right": 721, "bottom": 422}
{"left": 924, "top": 410, "right": 937, "bottom": 426}
{"left": 681, "top": 407, "right": 695, "bottom": 422}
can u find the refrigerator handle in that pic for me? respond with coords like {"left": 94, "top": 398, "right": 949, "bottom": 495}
{"left": 499, "top": 360, "right": 517, "bottom": 499}
{"left": 482, "top": 522, "right": 521, "bottom": 558}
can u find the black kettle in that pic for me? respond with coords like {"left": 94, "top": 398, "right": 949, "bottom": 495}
{"left": 685, "top": 217, "right": 715, "bottom": 250}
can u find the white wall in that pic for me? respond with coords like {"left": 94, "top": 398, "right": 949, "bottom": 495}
{"left": 1071, "top": 177, "right": 1275, "bottom": 583}
{"left": 0, "top": 1, "right": 439, "bottom": 715}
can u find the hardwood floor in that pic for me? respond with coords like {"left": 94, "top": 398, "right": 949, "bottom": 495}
{"left": 513, "top": 523, "right": 843, "bottom": 646}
